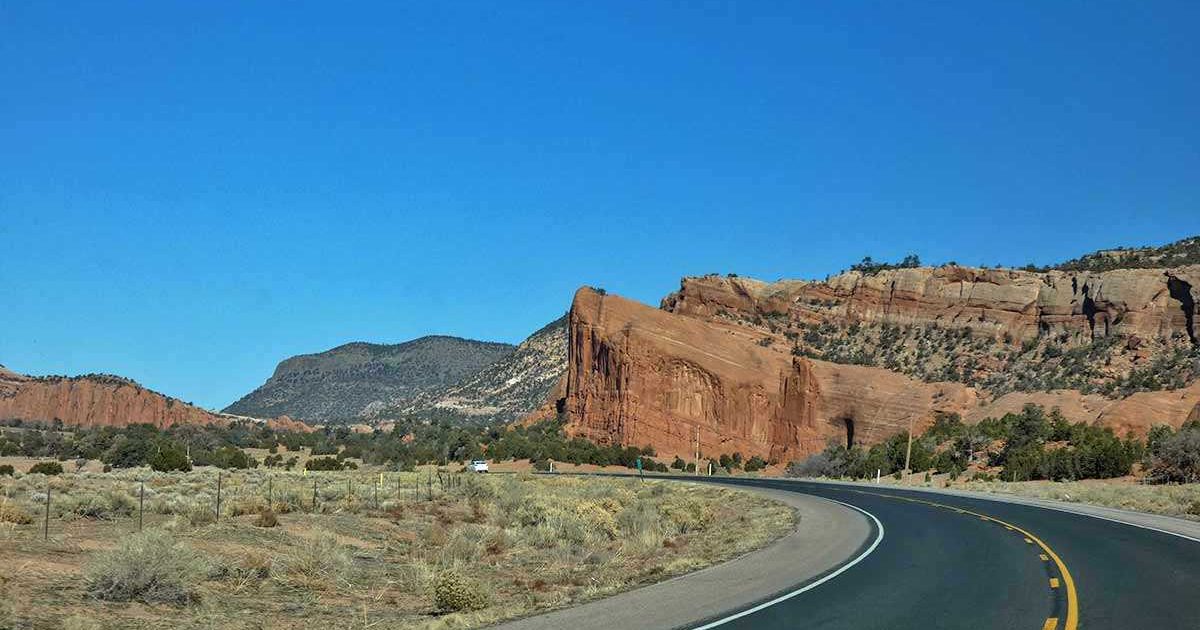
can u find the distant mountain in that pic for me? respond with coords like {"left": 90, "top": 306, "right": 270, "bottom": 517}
{"left": 369, "top": 315, "right": 568, "bottom": 424}
{"left": 224, "top": 336, "right": 514, "bottom": 423}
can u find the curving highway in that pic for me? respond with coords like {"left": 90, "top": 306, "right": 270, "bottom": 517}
{"left": 495, "top": 474, "right": 1200, "bottom": 630}
{"left": 692, "top": 478, "right": 1200, "bottom": 630}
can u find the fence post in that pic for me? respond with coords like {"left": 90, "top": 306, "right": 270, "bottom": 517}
{"left": 373, "top": 479, "right": 378, "bottom": 509}
{"left": 215, "top": 471, "right": 223, "bottom": 522}
{"left": 138, "top": 481, "right": 145, "bottom": 532}
{"left": 346, "top": 478, "right": 352, "bottom": 508}
{"left": 312, "top": 478, "right": 318, "bottom": 512}
{"left": 43, "top": 482, "right": 51, "bottom": 541}
{"left": 268, "top": 476, "right": 273, "bottom": 510}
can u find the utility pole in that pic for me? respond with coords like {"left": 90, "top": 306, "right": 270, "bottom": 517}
{"left": 902, "top": 415, "right": 915, "bottom": 483}
{"left": 693, "top": 425, "right": 700, "bottom": 476}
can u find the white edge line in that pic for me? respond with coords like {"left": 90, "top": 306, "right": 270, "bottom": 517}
{"left": 807, "top": 479, "right": 1200, "bottom": 546}
{"left": 690, "top": 497, "right": 885, "bottom": 630}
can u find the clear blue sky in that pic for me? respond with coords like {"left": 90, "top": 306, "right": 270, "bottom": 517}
{"left": 2, "top": 1, "right": 1198, "bottom": 410}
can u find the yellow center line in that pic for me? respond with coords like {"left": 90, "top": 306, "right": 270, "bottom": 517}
{"left": 1050, "top": 578, "right": 1060, "bottom": 589}
{"left": 1039, "top": 554, "right": 1050, "bottom": 562}
{"left": 843, "top": 489, "right": 1079, "bottom": 630}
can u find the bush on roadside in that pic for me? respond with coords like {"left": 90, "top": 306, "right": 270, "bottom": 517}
{"left": 0, "top": 464, "right": 14, "bottom": 476}
{"left": 785, "top": 452, "right": 834, "bottom": 478}
{"left": 253, "top": 510, "right": 279, "bottom": 528}
{"left": 0, "top": 500, "right": 33, "bottom": 525}
{"left": 432, "top": 569, "right": 489, "bottom": 612}
{"left": 271, "top": 533, "right": 351, "bottom": 590}
{"left": 85, "top": 530, "right": 205, "bottom": 604}
{"left": 28, "top": 461, "right": 63, "bottom": 476}
{"left": 58, "top": 489, "right": 136, "bottom": 520}
{"left": 1145, "top": 427, "right": 1200, "bottom": 484}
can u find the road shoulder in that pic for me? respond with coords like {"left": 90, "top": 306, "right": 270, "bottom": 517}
{"left": 489, "top": 484, "right": 873, "bottom": 630}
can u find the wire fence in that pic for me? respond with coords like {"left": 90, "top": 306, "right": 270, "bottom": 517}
{"left": 0, "top": 467, "right": 475, "bottom": 542}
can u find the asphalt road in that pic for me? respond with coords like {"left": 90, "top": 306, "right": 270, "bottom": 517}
{"left": 689, "top": 478, "right": 1200, "bottom": 630}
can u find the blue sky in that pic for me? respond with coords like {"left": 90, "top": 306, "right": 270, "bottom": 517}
{"left": 2, "top": 1, "right": 1198, "bottom": 410}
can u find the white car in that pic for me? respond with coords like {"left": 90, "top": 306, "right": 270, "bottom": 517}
{"left": 469, "top": 460, "right": 489, "bottom": 473}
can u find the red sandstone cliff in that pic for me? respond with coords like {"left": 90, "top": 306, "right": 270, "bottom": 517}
{"left": 663, "top": 265, "right": 1199, "bottom": 345}
{"left": 561, "top": 284, "right": 1200, "bottom": 461}
{"left": 1, "top": 367, "right": 234, "bottom": 429}
{"left": 563, "top": 288, "right": 980, "bottom": 461}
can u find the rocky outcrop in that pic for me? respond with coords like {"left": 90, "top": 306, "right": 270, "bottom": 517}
{"left": 0, "top": 369, "right": 229, "bottom": 429}
{"left": 563, "top": 288, "right": 980, "bottom": 460}
{"left": 562, "top": 285, "right": 1200, "bottom": 460}
{"left": 663, "top": 265, "right": 1200, "bottom": 344}
{"left": 658, "top": 265, "right": 1199, "bottom": 400}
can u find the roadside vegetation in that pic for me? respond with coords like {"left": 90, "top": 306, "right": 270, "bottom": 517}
{"left": 787, "top": 405, "right": 1145, "bottom": 483}
{"left": 787, "top": 404, "right": 1200, "bottom": 518}
{"left": 0, "top": 416, "right": 671, "bottom": 475}
{"left": 0, "top": 469, "right": 795, "bottom": 629}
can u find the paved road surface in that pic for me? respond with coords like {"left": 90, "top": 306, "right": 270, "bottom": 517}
{"left": 694, "top": 478, "right": 1200, "bottom": 630}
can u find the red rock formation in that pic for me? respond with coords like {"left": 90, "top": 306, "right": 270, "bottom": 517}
{"left": 663, "top": 265, "right": 1200, "bottom": 343}
{"left": 562, "top": 285, "right": 1200, "bottom": 461}
{"left": 0, "top": 369, "right": 230, "bottom": 429}
{"left": 564, "top": 288, "right": 979, "bottom": 461}
{"left": 266, "top": 415, "right": 316, "bottom": 433}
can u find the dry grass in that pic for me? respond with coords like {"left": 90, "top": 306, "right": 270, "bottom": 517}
{"left": 0, "top": 468, "right": 795, "bottom": 629}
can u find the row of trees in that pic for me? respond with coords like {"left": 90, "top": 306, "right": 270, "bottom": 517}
{"left": 0, "top": 415, "right": 673, "bottom": 474}
{"left": 788, "top": 405, "right": 1147, "bottom": 483}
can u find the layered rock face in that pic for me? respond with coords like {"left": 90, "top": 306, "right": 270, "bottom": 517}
{"left": 661, "top": 266, "right": 1199, "bottom": 399}
{"left": 0, "top": 370, "right": 228, "bottom": 429}
{"left": 562, "top": 279, "right": 1200, "bottom": 460}
{"left": 563, "top": 288, "right": 978, "bottom": 461}
{"left": 663, "top": 265, "right": 1200, "bottom": 344}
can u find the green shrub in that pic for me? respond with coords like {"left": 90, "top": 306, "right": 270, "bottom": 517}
{"left": 148, "top": 442, "right": 192, "bottom": 472}
{"left": 59, "top": 489, "right": 136, "bottom": 520}
{"left": 28, "top": 461, "right": 64, "bottom": 475}
{"left": 432, "top": 569, "right": 489, "bottom": 612}
{"left": 305, "top": 456, "right": 343, "bottom": 471}
{"left": 1146, "top": 428, "right": 1200, "bottom": 484}
{"left": 0, "top": 464, "right": 13, "bottom": 476}
{"left": 85, "top": 530, "right": 205, "bottom": 604}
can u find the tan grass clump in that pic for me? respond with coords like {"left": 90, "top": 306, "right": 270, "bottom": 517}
{"left": 271, "top": 533, "right": 352, "bottom": 590}
{"left": 253, "top": 510, "right": 279, "bottom": 528}
{"left": 0, "top": 500, "right": 33, "bottom": 525}
{"left": 84, "top": 529, "right": 205, "bottom": 604}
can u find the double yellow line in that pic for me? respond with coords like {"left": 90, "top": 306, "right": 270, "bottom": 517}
{"left": 844, "top": 489, "right": 1078, "bottom": 630}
